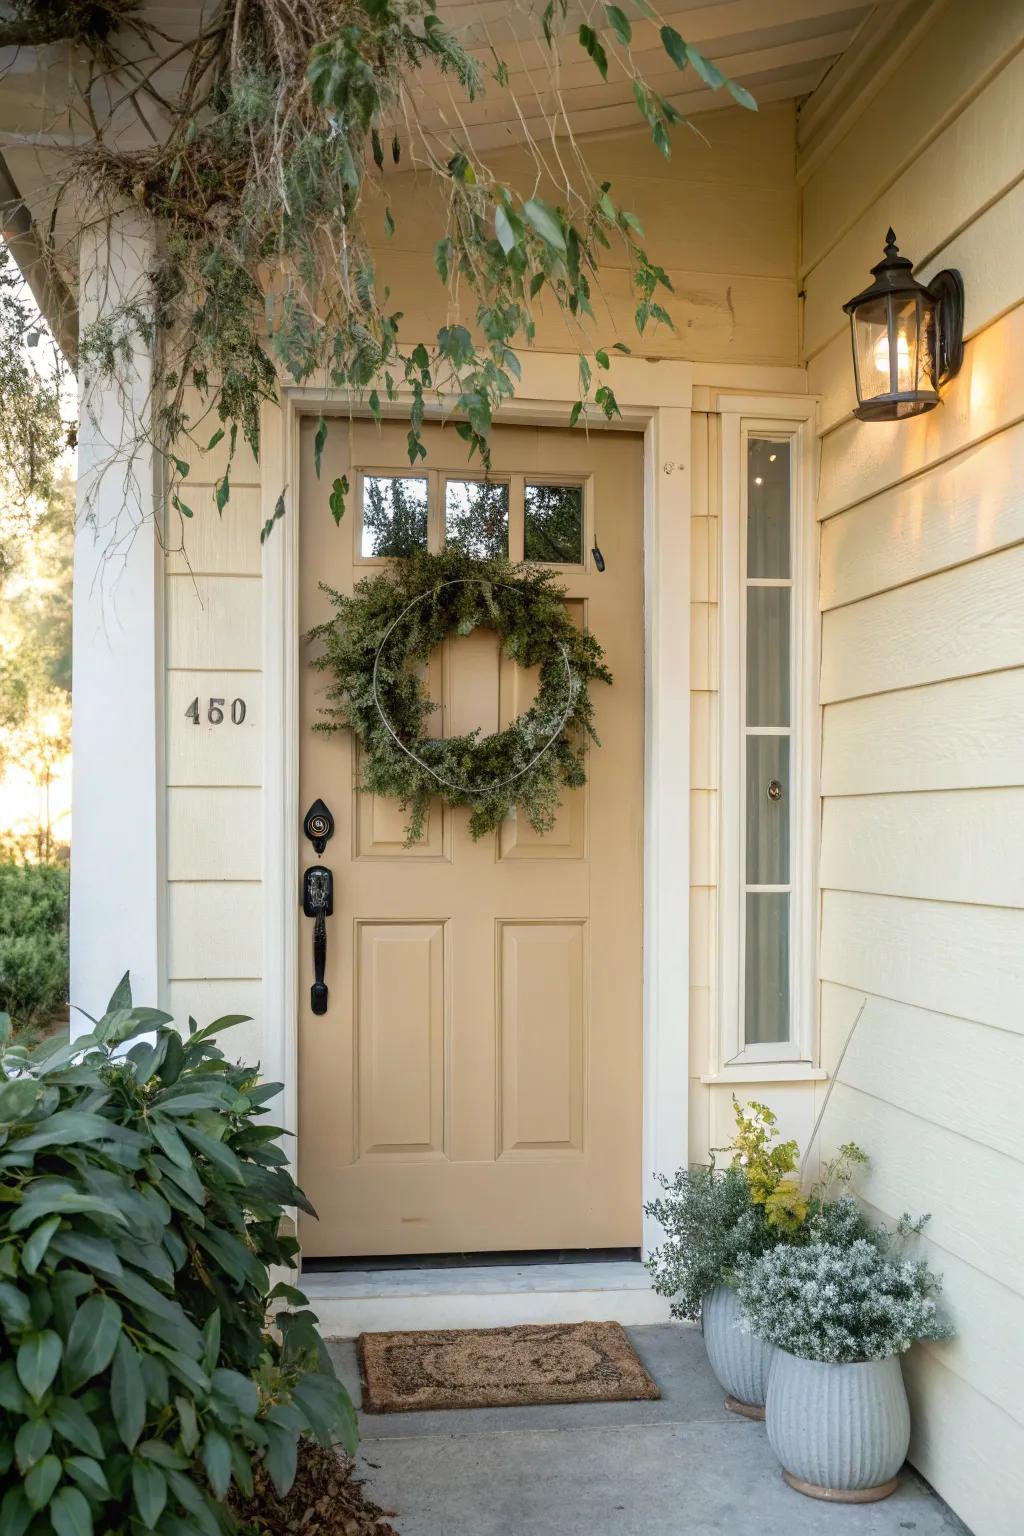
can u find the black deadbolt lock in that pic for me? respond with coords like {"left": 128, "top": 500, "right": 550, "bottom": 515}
{"left": 303, "top": 798, "right": 335, "bottom": 856}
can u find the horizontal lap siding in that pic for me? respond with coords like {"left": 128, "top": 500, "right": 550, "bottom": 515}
{"left": 164, "top": 418, "right": 265, "bottom": 1059}
{"left": 800, "top": 9, "right": 1024, "bottom": 1529}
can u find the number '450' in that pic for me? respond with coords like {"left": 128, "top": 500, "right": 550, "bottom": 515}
{"left": 185, "top": 697, "right": 247, "bottom": 725}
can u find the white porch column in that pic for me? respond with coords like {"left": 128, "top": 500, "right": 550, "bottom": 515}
{"left": 70, "top": 214, "right": 162, "bottom": 1026}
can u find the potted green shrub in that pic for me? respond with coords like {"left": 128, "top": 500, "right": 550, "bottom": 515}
{"left": 646, "top": 1101, "right": 868, "bottom": 1419}
{"left": 737, "top": 1209, "right": 952, "bottom": 1502}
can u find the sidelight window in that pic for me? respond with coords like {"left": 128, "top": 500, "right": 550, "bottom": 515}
{"left": 719, "top": 412, "right": 817, "bottom": 1070}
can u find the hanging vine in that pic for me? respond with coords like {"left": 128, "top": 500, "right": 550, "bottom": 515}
{"left": 0, "top": 0, "right": 756, "bottom": 546}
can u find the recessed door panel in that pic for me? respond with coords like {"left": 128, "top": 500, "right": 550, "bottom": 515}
{"left": 499, "top": 921, "right": 585, "bottom": 1155}
{"left": 356, "top": 922, "right": 446, "bottom": 1160}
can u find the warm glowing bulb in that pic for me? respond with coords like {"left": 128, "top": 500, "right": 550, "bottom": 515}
{"left": 768, "top": 453, "right": 777, "bottom": 462}
{"left": 753, "top": 476, "right": 763, "bottom": 486}
{"left": 874, "top": 330, "right": 912, "bottom": 380}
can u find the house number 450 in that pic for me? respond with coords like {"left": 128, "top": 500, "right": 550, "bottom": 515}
{"left": 184, "top": 696, "right": 247, "bottom": 725}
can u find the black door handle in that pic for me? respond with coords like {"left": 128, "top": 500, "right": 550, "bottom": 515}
{"left": 303, "top": 865, "right": 334, "bottom": 1015}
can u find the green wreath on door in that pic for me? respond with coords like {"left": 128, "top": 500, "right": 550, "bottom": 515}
{"left": 310, "top": 546, "right": 611, "bottom": 844}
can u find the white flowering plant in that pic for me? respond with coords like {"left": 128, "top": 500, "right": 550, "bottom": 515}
{"left": 736, "top": 1210, "right": 953, "bottom": 1363}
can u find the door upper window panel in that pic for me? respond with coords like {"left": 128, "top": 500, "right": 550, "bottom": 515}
{"left": 445, "top": 480, "right": 509, "bottom": 558}
{"left": 524, "top": 483, "right": 584, "bottom": 564}
{"left": 361, "top": 475, "right": 428, "bottom": 558}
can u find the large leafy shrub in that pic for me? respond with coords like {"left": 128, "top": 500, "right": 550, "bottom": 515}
{"left": 0, "top": 978, "right": 355, "bottom": 1535}
{"left": 0, "top": 859, "right": 69, "bottom": 1035}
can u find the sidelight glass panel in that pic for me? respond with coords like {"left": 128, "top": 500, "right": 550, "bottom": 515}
{"left": 746, "top": 587, "right": 790, "bottom": 727}
{"left": 745, "top": 736, "right": 790, "bottom": 885}
{"left": 747, "top": 440, "right": 791, "bottom": 578}
{"left": 361, "top": 475, "right": 428, "bottom": 557}
{"left": 524, "top": 483, "right": 584, "bottom": 564}
{"left": 744, "top": 892, "right": 790, "bottom": 1045}
{"left": 445, "top": 480, "right": 509, "bottom": 558}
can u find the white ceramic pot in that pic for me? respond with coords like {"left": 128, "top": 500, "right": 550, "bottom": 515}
{"left": 766, "top": 1349, "right": 911, "bottom": 1502}
{"left": 701, "top": 1283, "right": 776, "bottom": 1417}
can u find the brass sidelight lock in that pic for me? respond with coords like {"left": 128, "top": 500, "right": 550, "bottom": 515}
{"left": 767, "top": 779, "right": 784, "bottom": 802}
{"left": 303, "top": 800, "right": 335, "bottom": 1015}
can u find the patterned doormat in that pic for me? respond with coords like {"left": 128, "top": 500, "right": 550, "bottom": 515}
{"left": 358, "top": 1321, "right": 660, "bottom": 1413}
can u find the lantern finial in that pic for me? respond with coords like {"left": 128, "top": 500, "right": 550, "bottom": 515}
{"left": 884, "top": 227, "right": 898, "bottom": 257}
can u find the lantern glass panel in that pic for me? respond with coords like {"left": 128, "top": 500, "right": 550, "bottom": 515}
{"left": 851, "top": 295, "right": 893, "bottom": 402}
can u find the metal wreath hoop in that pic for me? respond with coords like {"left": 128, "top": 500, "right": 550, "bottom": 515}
{"left": 371, "top": 577, "right": 577, "bottom": 798}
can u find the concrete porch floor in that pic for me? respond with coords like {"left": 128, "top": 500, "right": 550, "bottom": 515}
{"left": 327, "top": 1323, "right": 968, "bottom": 1536}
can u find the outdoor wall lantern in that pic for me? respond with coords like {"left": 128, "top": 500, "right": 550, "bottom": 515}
{"left": 843, "top": 228, "right": 964, "bottom": 422}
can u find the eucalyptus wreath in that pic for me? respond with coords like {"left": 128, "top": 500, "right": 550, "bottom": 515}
{"left": 310, "top": 546, "right": 611, "bottom": 842}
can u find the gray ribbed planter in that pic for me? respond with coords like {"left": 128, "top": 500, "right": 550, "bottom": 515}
{"left": 702, "top": 1284, "right": 776, "bottom": 1419}
{"left": 766, "top": 1350, "right": 911, "bottom": 1502}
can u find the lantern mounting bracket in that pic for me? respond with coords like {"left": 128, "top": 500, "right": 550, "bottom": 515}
{"left": 929, "top": 267, "right": 965, "bottom": 384}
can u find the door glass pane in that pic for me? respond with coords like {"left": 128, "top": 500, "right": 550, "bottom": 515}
{"left": 744, "top": 892, "right": 790, "bottom": 1044}
{"left": 361, "top": 475, "right": 428, "bottom": 558}
{"left": 524, "top": 483, "right": 584, "bottom": 564}
{"left": 746, "top": 736, "right": 790, "bottom": 884}
{"left": 747, "top": 440, "right": 791, "bottom": 578}
{"left": 746, "top": 587, "right": 790, "bottom": 726}
{"left": 445, "top": 480, "right": 509, "bottom": 558}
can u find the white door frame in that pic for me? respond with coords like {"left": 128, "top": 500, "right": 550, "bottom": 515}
{"left": 259, "top": 352, "right": 693, "bottom": 1257}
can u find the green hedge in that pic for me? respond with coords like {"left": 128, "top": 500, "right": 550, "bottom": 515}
{"left": 0, "top": 860, "right": 69, "bottom": 1034}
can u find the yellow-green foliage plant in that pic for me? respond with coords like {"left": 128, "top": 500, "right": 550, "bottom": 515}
{"left": 727, "top": 1097, "right": 867, "bottom": 1236}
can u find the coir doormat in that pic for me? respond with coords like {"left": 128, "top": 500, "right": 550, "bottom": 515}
{"left": 358, "top": 1321, "right": 660, "bottom": 1413}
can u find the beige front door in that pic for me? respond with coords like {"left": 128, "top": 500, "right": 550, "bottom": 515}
{"left": 298, "top": 417, "right": 644, "bottom": 1256}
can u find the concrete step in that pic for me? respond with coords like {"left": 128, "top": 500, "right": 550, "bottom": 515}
{"left": 301, "top": 1261, "right": 672, "bottom": 1337}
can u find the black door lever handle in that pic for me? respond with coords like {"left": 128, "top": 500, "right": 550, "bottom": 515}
{"left": 303, "top": 865, "right": 334, "bottom": 1015}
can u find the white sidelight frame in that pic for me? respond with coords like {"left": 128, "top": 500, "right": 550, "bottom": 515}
{"left": 258, "top": 352, "right": 693, "bottom": 1256}
{"left": 715, "top": 394, "right": 819, "bottom": 1080}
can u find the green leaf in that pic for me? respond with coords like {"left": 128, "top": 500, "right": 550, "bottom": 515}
{"left": 260, "top": 490, "right": 287, "bottom": 544}
{"left": 50, "top": 1397, "right": 103, "bottom": 1458}
{"left": 201, "top": 1430, "right": 232, "bottom": 1499}
{"left": 0, "top": 1360, "right": 27, "bottom": 1411}
{"left": 0, "top": 1278, "right": 32, "bottom": 1330}
{"left": 171, "top": 494, "right": 193, "bottom": 519}
{"left": 107, "top": 972, "right": 132, "bottom": 1012}
{"left": 65, "top": 1457, "right": 110, "bottom": 1500}
{"left": 568, "top": 400, "right": 583, "bottom": 429}
{"left": 578, "top": 23, "right": 608, "bottom": 80}
{"left": 0, "top": 1487, "right": 31, "bottom": 1536}
{"left": 14, "top": 1417, "right": 52, "bottom": 1473}
{"left": 132, "top": 1459, "right": 167, "bottom": 1528}
{"left": 595, "top": 348, "right": 610, "bottom": 370}
{"left": 64, "top": 1295, "right": 122, "bottom": 1389}
{"left": 112, "top": 1334, "right": 146, "bottom": 1450}
{"left": 313, "top": 416, "right": 328, "bottom": 479}
{"left": 523, "top": 198, "right": 567, "bottom": 254}
{"left": 727, "top": 77, "right": 758, "bottom": 110}
{"left": 205, "top": 428, "right": 225, "bottom": 452}
{"left": 24, "top": 1453, "right": 61, "bottom": 1511}
{"left": 263, "top": 1420, "right": 298, "bottom": 1496}
{"left": 201, "top": 1309, "right": 221, "bottom": 1375}
{"left": 384, "top": 206, "right": 395, "bottom": 237}
{"left": 215, "top": 471, "right": 230, "bottom": 514}
{"left": 684, "top": 41, "right": 725, "bottom": 89}
{"left": 371, "top": 128, "right": 383, "bottom": 169}
{"left": 17, "top": 1330, "right": 62, "bottom": 1401}
{"left": 660, "top": 25, "right": 687, "bottom": 69}
{"left": 605, "top": 4, "right": 631, "bottom": 44}
{"left": 175, "top": 1394, "right": 199, "bottom": 1455}
{"left": 329, "top": 475, "right": 349, "bottom": 526}
{"left": 434, "top": 238, "right": 452, "bottom": 283}
{"left": 23, "top": 1215, "right": 60, "bottom": 1275}
{"left": 529, "top": 271, "right": 545, "bottom": 299}
{"left": 49, "top": 1487, "right": 94, "bottom": 1536}
{"left": 0, "top": 1077, "right": 41, "bottom": 1122}
{"left": 494, "top": 205, "right": 517, "bottom": 255}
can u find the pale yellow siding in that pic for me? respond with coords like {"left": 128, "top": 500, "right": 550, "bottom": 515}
{"left": 801, "top": 4, "right": 1024, "bottom": 1530}
{"left": 163, "top": 426, "right": 264, "bottom": 1068}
